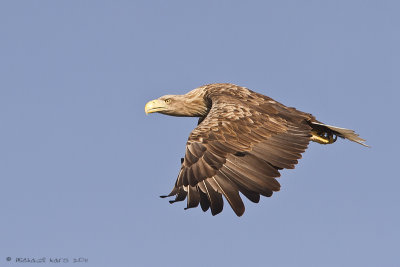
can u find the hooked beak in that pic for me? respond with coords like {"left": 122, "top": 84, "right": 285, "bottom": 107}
{"left": 145, "top": 99, "right": 167, "bottom": 114}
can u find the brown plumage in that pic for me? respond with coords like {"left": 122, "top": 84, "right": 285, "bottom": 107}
{"left": 144, "top": 83, "right": 367, "bottom": 216}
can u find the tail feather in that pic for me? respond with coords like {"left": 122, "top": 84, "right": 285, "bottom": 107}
{"left": 311, "top": 122, "right": 369, "bottom": 147}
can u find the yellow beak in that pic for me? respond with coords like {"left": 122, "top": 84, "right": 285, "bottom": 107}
{"left": 144, "top": 99, "right": 167, "bottom": 114}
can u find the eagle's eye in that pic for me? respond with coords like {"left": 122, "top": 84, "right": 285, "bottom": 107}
{"left": 165, "top": 99, "right": 171, "bottom": 104}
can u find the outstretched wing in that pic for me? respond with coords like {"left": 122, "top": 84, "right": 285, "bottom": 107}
{"left": 162, "top": 91, "right": 312, "bottom": 216}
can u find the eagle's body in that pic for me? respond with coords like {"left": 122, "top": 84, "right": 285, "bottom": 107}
{"left": 145, "top": 83, "right": 367, "bottom": 216}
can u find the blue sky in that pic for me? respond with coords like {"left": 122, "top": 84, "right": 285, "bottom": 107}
{"left": 1, "top": 1, "right": 398, "bottom": 266}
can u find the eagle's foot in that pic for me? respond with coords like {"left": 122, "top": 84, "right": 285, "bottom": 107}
{"left": 310, "top": 130, "right": 337, "bottom": 145}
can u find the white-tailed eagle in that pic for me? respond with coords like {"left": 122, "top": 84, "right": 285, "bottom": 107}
{"left": 145, "top": 83, "right": 367, "bottom": 216}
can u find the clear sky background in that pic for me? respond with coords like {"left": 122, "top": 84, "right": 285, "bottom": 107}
{"left": 1, "top": 1, "right": 399, "bottom": 266}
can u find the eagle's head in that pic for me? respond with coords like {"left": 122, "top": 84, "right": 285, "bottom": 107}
{"left": 145, "top": 89, "right": 209, "bottom": 117}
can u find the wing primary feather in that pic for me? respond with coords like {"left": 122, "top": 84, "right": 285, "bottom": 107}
{"left": 169, "top": 187, "right": 187, "bottom": 204}
{"left": 203, "top": 180, "right": 223, "bottom": 215}
{"left": 213, "top": 174, "right": 245, "bottom": 216}
{"left": 185, "top": 186, "right": 200, "bottom": 209}
{"left": 199, "top": 190, "right": 210, "bottom": 212}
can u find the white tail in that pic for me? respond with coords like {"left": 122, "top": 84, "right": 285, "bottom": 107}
{"left": 311, "top": 122, "right": 369, "bottom": 147}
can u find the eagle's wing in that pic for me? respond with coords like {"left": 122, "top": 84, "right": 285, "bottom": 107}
{"left": 162, "top": 94, "right": 312, "bottom": 216}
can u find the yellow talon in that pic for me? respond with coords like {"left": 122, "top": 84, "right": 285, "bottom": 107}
{"left": 311, "top": 130, "right": 337, "bottom": 145}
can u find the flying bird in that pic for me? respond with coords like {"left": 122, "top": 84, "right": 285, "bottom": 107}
{"left": 145, "top": 83, "right": 367, "bottom": 216}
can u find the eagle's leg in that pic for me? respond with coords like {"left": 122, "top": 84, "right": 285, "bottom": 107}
{"left": 310, "top": 129, "right": 337, "bottom": 144}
